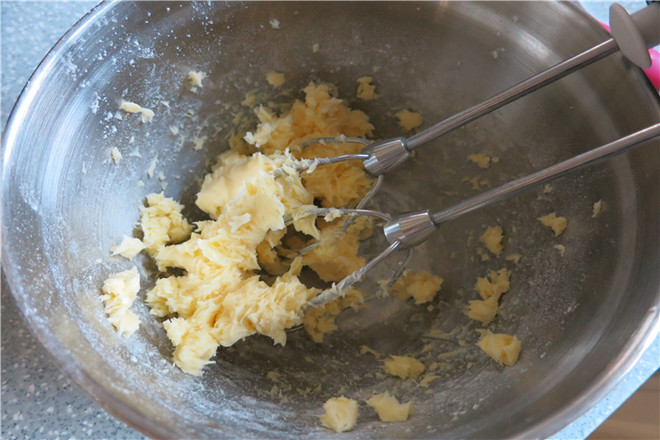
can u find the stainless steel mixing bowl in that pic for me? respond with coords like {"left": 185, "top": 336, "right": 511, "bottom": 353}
{"left": 2, "top": 2, "right": 659, "bottom": 438}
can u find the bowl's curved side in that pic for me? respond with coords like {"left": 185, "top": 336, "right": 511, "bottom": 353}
{"left": 1, "top": 2, "right": 198, "bottom": 438}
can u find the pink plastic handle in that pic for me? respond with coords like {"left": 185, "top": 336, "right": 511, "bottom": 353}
{"left": 598, "top": 20, "right": 660, "bottom": 88}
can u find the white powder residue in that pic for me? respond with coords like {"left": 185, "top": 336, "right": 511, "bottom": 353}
{"left": 90, "top": 95, "right": 100, "bottom": 114}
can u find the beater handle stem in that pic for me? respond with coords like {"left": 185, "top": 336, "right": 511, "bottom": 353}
{"left": 383, "top": 124, "right": 660, "bottom": 247}
{"left": 429, "top": 124, "right": 660, "bottom": 225}
{"left": 405, "top": 38, "right": 619, "bottom": 150}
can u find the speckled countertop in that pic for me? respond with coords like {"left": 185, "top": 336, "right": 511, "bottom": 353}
{"left": 1, "top": 2, "right": 657, "bottom": 439}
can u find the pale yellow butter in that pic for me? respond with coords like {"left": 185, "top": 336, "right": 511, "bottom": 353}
{"left": 136, "top": 83, "right": 376, "bottom": 375}
{"left": 477, "top": 330, "right": 521, "bottom": 366}
{"left": 119, "top": 101, "right": 142, "bottom": 113}
{"left": 538, "top": 212, "right": 567, "bottom": 236}
{"left": 320, "top": 397, "right": 359, "bottom": 432}
{"left": 366, "top": 392, "right": 413, "bottom": 422}
{"left": 396, "top": 109, "right": 423, "bottom": 131}
{"left": 418, "top": 373, "right": 440, "bottom": 388}
{"left": 303, "top": 288, "right": 364, "bottom": 343}
{"left": 480, "top": 226, "right": 504, "bottom": 256}
{"left": 110, "top": 147, "right": 122, "bottom": 164}
{"left": 139, "top": 193, "right": 192, "bottom": 254}
{"left": 301, "top": 217, "right": 370, "bottom": 282}
{"left": 384, "top": 355, "right": 425, "bottom": 379}
{"left": 195, "top": 151, "right": 296, "bottom": 219}
{"left": 243, "top": 83, "right": 374, "bottom": 207}
{"left": 241, "top": 92, "right": 258, "bottom": 108}
{"left": 101, "top": 267, "right": 140, "bottom": 337}
{"left": 359, "top": 345, "right": 380, "bottom": 357}
{"left": 391, "top": 269, "right": 443, "bottom": 305}
{"left": 111, "top": 236, "right": 145, "bottom": 259}
{"left": 266, "top": 71, "right": 285, "bottom": 88}
{"left": 467, "top": 153, "right": 492, "bottom": 169}
{"left": 356, "top": 76, "right": 378, "bottom": 101}
{"left": 119, "top": 100, "right": 154, "bottom": 122}
{"left": 466, "top": 268, "right": 511, "bottom": 324}
{"left": 592, "top": 200, "right": 603, "bottom": 218}
{"left": 187, "top": 70, "right": 207, "bottom": 88}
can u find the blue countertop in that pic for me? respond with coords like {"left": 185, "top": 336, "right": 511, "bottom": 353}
{"left": 1, "top": 2, "right": 657, "bottom": 439}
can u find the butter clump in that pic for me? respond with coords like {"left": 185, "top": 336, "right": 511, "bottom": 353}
{"left": 119, "top": 100, "right": 154, "bottom": 122}
{"left": 538, "top": 212, "right": 567, "bottom": 236}
{"left": 101, "top": 267, "right": 141, "bottom": 337}
{"left": 303, "top": 288, "right": 365, "bottom": 343}
{"left": 480, "top": 225, "right": 504, "bottom": 256}
{"left": 266, "top": 71, "right": 285, "bottom": 88}
{"left": 391, "top": 269, "right": 443, "bottom": 305}
{"left": 320, "top": 397, "right": 359, "bottom": 432}
{"left": 110, "top": 147, "right": 122, "bottom": 164}
{"left": 466, "top": 268, "right": 511, "bottom": 324}
{"left": 243, "top": 83, "right": 374, "bottom": 208}
{"left": 187, "top": 70, "right": 207, "bottom": 90}
{"left": 301, "top": 217, "right": 371, "bottom": 282}
{"left": 144, "top": 155, "right": 319, "bottom": 373}
{"left": 396, "top": 109, "right": 423, "bottom": 131}
{"left": 592, "top": 200, "right": 602, "bottom": 218}
{"left": 138, "top": 83, "right": 375, "bottom": 375}
{"left": 366, "top": 392, "right": 413, "bottom": 422}
{"left": 139, "top": 193, "right": 192, "bottom": 254}
{"left": 356, "top": 76, "right": 378, "bottom": 101}
{"left": 467, "top": 153, "right": 492, "bottom": 169}
{"left": 111, "top": 236, "right": 146, "bottom": 259}
{"left": 384, "top": 355, "right": 425, "bottom": 379}
{"left": 477, "top": 331, "right": 521, "bottom": 366}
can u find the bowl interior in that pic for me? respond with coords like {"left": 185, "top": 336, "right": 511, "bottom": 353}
{"left": 3, "top": 2, "right": 659, "bottom": 439}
